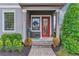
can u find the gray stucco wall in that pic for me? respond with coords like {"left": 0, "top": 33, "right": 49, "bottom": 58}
{"left": 0, "top": 5, "right": 23, "bottom": 38}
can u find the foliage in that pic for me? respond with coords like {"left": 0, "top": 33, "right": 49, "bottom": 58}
{"left": 53, "top": 32, "right": 56, "bottom": 37}
{"left": 4, "top": 38, "right": 12, "bottom": 51}
{"left": 1, "top": 33, "right": 22, "bottom": 41}
{"left": 61, "top": 3, "right": 79, "bottom": 53}
{"left": 24, "top": 38, "right": 32, "bottom": 48}
{"left": 0, "top": 33, "right": 23, "bottom": 52}
{"left": 8, "top": 34, "right": 16, "bottom": 41}
{"left": 1, "top": 34, "right": 8, "bottom": 41}
{"left": 53, "top": 37, "right": 60, "bottom": 48}
{"left": 13, "top": 39, "right": 23, "bottom": 52}
{"left": 0, "top": 39, "right": 3, "bottom": 51}
{"left": 15, "top": 33, "right": 22, "bottom": 40}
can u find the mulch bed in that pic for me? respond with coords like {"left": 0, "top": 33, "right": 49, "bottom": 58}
{"left": 0, "top": 47, "right": 31, "bottom": 56}
{"left": 51, "top": 44, "right": 61, "bottom": 56}
{"left": 51, "top": 44, "right": 61, "bottom": 52}
{"left": 51, "top": 45, "right": 72, "bottom": 56}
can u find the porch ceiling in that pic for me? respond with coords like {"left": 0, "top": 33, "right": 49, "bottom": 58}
{"left": 19, "top": 3, "right": 65, "bottom": 9}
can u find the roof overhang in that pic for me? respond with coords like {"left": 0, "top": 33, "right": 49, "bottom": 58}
{"left": 19, "top": 3, "right": 65, "bottom": 9}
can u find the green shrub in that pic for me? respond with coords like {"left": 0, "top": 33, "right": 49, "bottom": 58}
{"left": 1, "top": 34, "right": 8, "bottom": 41}
{"left": 13, "top": 39, "right": 18, "bottom": 50}
{"left": 61, "top": 4, "right": 79, "bottom": 53}
{"left": 0, "top": 39, "right": 3, "bottom": 51}
{"left": 1, "top": 33, "right": 22, "bottom": 41}
{"left": 8, "top": 34, "right": 15, "bottom": 41}
{"left": 14, "top": 33, "right": 22, "bottom": 40}
{"left": 4, "top": 38, "right": 12, "bottom": 51}
{"left": 13, "top": 39, "right": 23, "bottom": 52}
{"left": 1, "top": 33, "right": 22, "bottom": 52}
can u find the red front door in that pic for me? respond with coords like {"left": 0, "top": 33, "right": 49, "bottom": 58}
{"left": 42, "top": 16, "right": 50, "bottom": 37}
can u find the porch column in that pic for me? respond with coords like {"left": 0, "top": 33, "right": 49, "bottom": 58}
{"left": 56, "top": 10, "right": 60, "bottom": 38}
{"left": 22, "top": 9, "right": 27, "bottom": 42}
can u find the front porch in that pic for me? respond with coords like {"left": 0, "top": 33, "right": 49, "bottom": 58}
{"left": 20, "top": 3, "right": 65, "bottom": 45}
{"left": 26, "top": 11, "right": 57, "bottom": 45}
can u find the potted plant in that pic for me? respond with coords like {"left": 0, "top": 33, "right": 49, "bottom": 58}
{"left": 24, "top": 38, "right": 32, "bottom": 48}
{"left": 23, "top": 38, "right": 32, "bottom": 56}
{"left": 52, "top": 32, "right": 60, "bottom": 48}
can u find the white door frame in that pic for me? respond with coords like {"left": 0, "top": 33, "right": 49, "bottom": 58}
{"left": 31, "top": 15, "right": 52, "bottom": 39}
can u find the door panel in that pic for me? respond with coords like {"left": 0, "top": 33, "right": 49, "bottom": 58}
{"left": 42, "top": 16, "right": 50, "bottom": 37}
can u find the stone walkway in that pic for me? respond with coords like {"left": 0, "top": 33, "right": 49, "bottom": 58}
{"left": 29, "top": 46, "right": 56, "bottom": 56}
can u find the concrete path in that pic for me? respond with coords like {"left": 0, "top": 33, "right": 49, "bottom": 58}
{"left": 29, "top": 46, "right": 56, "bottom": 56}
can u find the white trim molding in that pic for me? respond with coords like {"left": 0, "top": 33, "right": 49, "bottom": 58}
{"left": 22, "top": 9, "right": 27, "bottom": 42}
{"left": 22, "top": 9, "right": 27, "bottom": 12}
{"left": 23, "top": 7, "right": 60, "bottom": 11}
{"left": 0, "top": 4, "right": 21, "bottom": 8}
{"left": 56, "top": 9, "right": 60, "bottom": 12}
{"left": 56, "top": 10, "right": 60, "bottom": 38}
{"left": 2, "top": 9, "right": 16, "bottom": 32}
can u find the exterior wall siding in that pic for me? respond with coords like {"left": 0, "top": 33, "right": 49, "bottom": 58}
{"left": 0, "top": 7, "right": 23, "bottom": 38}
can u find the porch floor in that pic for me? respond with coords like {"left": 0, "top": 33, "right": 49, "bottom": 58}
{"left": 28, "top": 46, "right": 56, "bottom": 56}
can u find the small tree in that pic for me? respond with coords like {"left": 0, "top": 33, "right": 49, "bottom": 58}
{"left": 61, "top": 4, "right": 79, "bottom": 53}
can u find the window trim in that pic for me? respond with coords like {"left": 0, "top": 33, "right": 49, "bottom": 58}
{"left": 2, "top": 10, "right": 16, "bottom": 32}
